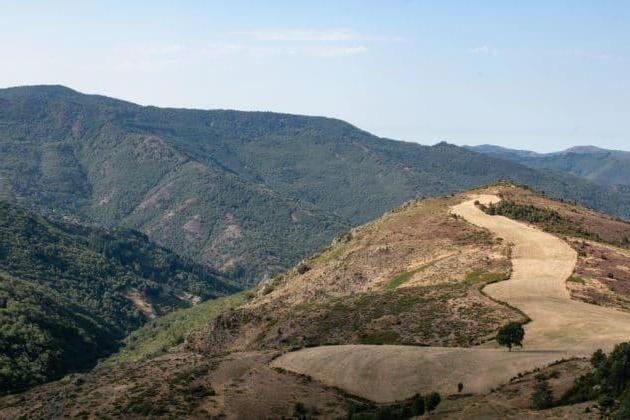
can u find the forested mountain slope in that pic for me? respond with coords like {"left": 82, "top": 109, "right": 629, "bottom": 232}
{"left": 468, "top": 144, "right": 630, "bottom": 187}
{"left": 0, "top": 200, "right": 235, "bottom": 394}
{"left": 1, "top": 85, "right": 630, "bottom": 286}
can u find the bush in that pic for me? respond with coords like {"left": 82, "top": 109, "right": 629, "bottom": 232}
{"left": 614, "top": 391, "right": 630, "bottom": 419}
{"left": 598, "top": 393, "right": 615, "bottom": 412}
{"left": 294, "top": 402, "right": 308, "bottom": 419}
{"left": 411, "top": 393, "right": 425, "bottom": 416}
{"left": 297, "top": 263, "right": 311, "bottom": 275}
{"left": 531, "top": 378, "right": 553, "bottom": 409}
{"left": 424, "top": 392, "right": 441, "bottom": 413}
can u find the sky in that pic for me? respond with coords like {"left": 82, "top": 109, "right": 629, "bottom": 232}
{"left": 1, "top": 1, "right": 629, "bottom": 152}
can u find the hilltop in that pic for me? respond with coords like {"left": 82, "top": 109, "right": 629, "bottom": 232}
{"left": 2, "top": 85, "right": 630, "bottom": 285}
{"left": 4, "top": 184, "right": 630, "bottom": 418}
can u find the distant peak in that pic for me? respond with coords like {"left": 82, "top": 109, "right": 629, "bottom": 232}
{"left": 433, "top": 140, "right": 456, "bottom": 148}
{"left": 0, "top": 84, "right": 80, "bottom": 98}
{"left": 561, "top": 146, "right": 606, "bottom": 154}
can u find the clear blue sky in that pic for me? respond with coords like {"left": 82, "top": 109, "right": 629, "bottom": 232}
{"left": 2, "top": 1, "right": 629, "bottom": 152}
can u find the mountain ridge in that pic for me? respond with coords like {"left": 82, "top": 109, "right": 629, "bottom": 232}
{"left": 468, "top": 144, "right": 630, "bottom": 187}
{"left": 2, "top": 85, "right": 630, "bottom": 286}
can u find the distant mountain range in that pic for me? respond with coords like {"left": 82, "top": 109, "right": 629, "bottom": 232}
{"left": 467, "top": 144, "right": 630, "bottom": 187}
{"left": 2, "top": 85, "right": 630, "bottom": 286}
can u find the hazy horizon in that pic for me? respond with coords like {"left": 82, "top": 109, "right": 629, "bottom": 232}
{"left": 2, "top": 1, "right": 629, "bottom": 153}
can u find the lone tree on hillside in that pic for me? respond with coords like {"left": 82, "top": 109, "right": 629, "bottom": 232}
{"left": 497, "top": 322, "right": 525, "bottom": 351}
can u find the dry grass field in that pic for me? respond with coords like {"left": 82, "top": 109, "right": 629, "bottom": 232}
{"left": 273, "top": 192, "right": 630, "bottom": 402}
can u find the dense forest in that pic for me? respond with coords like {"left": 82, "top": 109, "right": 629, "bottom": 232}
{"left": 0, "top": 200, "right": 236, "bottom": 394}
{"left": 1, "top": 85, "right": 630, "bottom": 286}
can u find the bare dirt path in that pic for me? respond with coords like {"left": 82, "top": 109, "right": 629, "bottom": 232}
{"left": 272, "top": 195, "right": 630, "bottom": 402}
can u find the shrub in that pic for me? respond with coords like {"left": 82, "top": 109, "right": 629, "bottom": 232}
{"left": 424, "top": 392, "right": 441, "bottom": 413}
{"left": 297, "top": 263, "right": 311, "bottom": 275}
{"left": 531, "top": 378, "right": 554, "bottom": 409}
{"left": 294, "top": 402, "right": 308, "bottom": 419}
{"left": 598, "top": 393, "right": 615, "bottom": 412}
{"left": 411, "top": 394, "right": 424, "bottom": 416}
{"left": 591, "top": 348, "right": 606, "bottom": 369}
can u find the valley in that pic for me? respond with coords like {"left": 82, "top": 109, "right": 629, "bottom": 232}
{"left": 4, "top": 184, "right": 630, "bottom": 418}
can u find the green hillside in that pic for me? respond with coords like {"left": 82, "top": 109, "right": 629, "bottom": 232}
{"left": 468, "top": 145, "right": 630, "bottom": 187}
{"left": 0, "top": 200, "right": 235, "bottom": 394}
{"left": 103, "top": 291, "right": 248, "bottom": 366}
{"left": 1, "top": 85, "right": 630, "bottom": 286}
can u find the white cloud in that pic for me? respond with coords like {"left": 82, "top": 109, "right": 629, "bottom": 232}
{"left": 229, "top": 28, "right": 399, "bottom": 43}
{"left": 108, "top": 28, "right": 382, "bottom": 69}
{"left": 202, "top": 43, "right": 367, "bottom": 57}
{"left": 468, "top": 46, "right": 498, "bottom": 56}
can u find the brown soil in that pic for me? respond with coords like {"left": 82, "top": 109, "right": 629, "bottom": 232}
{"left": 187, "top": 195, "right": 523, "bottom": 354}
{"left": 568, "top": 239, "right": 630, "bottom": 311}
{"left": 0, "top": 351, "right": 349, "bottom": 419}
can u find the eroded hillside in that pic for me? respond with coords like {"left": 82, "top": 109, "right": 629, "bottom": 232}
{"left": 3, "top": 184, "right": 630, "bottom": 419}
{"left": 188, "top": 193, "right": 523, "bottom": 354}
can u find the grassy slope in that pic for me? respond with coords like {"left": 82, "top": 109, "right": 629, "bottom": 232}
{"left": 104, "top": 292, "right": 248, "bottom": 365}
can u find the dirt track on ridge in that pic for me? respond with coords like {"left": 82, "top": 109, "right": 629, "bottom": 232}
{"left": 272, "top": 195, "right": 630, "bottom": 402}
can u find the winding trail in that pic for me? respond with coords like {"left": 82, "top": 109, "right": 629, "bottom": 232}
{"left": 272, "top": 195, "right": 630, "bottom": 402}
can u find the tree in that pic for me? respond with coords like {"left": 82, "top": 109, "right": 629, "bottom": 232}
{"left": 605, "top": 342, "right": 630, "bottom": 394}
{"left": 591, "top": 348, "right": 607, "bottom": 369}
{"left": 531, "top": 378, "right": 553, "bottom": 409}
{"left": 497, "top": 322, "right": 525, "bottom": 351}
{"left": 614, "top": 390, "right": 630, "bottom": 419}
{"left": 458, "top": 382, "right": 464, "bottom": 393}
{"left": 424, "top": 392, "right": 441, "bottom": 413}
{"left": 294, "top": 402, "right": 307, "bottom": 419}
{"left": 411, "top": 394, "right": 425, "bottom": 416}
